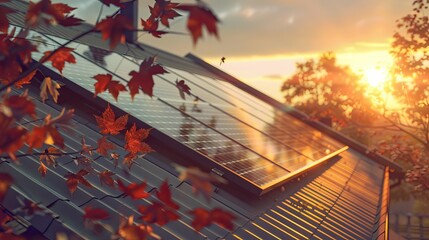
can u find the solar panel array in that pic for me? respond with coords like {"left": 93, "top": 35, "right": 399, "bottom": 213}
{"left": 30, "top": 30, "right": 347, "bottom": 190}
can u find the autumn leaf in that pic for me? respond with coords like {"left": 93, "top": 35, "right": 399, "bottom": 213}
{"left": 0, "top": 173, "right": 13, "bottom": 201}
{"left": 96, "top": 136, "right": 116, "bottom": 156}
{"left": 93, "top": 74, "right": 127, "bottom": 101}
{"left": 0, "top": 3, "right": 14, "bottom": 33}
{"left": 1, "top": 92, "right": 36, "bottom": 120}
{"left": 41, "top": 47, "right": 76, "bottom": 74}
{"left": 124, "top": 124, "right": 153, "bottom": 155}
{"left": 117, "top": 179, "right": 150, "bottom": 200}
{"left": 83, "top": 206, "right": 110, "bottom": 221}
{"left": 128, "top": 56, "right": 167, "bottom": 98}
{"left": 123, "top": 152, "right": 138, "bottom": 169}
{"left": 141, "top": 18, "right": 167, "bottom": 38}
{"left": 40, "top": 147, "right": 61, "bottom": 167}
{"left": 118, "top": 216, "right": 153, "bottom": 240}
{"left": 175, "top": 79, "right": 191, "bottom": 100}
{"left": 27, "top": 108, "right": 74, "bottom": 149}
{"left": 95, "top": 14, "right": 133, "bottom": 49}
{"left": 189, "top": 208, "right": 235, "bottom": 231}
{"left": 178, "top": 166, "right": 227, "bottom": 200}
{"left": 25, "top": 0, "right": 82, "bottom": 27}
{"left": 64, "top": 169, "right": 92, "bottom": 194}
{"left": 16, "top": 197, "right": 47, "bottom": 217}
{"left": 138, "top": 201, "right": 179, "bottom": 226}
{"left": 80, "top": 136, "right": 93, "bottom": 156}
{"left": 38, "top": 162, "right": 47, "bottom": 177}
{"left": 94, "top": 104, "right": 128, "bottom": 135}
{"left": 15, "top": 70, "right": 37, "bottom": 89}
{"left": 0, "top": 126, "right": 27, "bottom": 161}
{"left": 156, "top": 181, "right": 179, "bottom": 210}
{"left": 99, "top": 170, "right": 115, "bottom": 188}
{"left": 149, "top": 0, "right": 180, "bottom": 28}
{"left": 175, "top": 4, "right": 219, "bottom": 45}
{"left": 40, "top": 77, "right": 61, "bottom": 103}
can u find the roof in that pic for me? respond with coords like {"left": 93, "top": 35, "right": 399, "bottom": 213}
{"left": 1, "top": 1, "right": 396, "bottom": 239}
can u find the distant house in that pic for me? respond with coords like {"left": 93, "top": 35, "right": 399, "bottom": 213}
{"left": 1, "top": 1, "right": 402, "bottom": 239}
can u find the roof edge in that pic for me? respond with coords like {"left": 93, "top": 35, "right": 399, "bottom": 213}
{"left": 185, "top": 53, "right": 403, "bottom": 174}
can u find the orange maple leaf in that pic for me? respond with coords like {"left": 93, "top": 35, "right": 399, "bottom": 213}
{"left": 124, "top": 124, "right": 153, "bottom": 155}
{"left": 41, "top": 47, "right": 76, "bottom": 74}
{"left": 83, "top": 206, "right": 110, "bottom": 221}
{"left": 118, "top": 216, "right": 153, "bottom": 240}
{"left": 117, "top": 179, "right": 150, "bottom": 200}
{"left": 94, "top": 104, "right": 128, "bottom": 135}
{"left": 189, "top": 208, "right": 235, "bottom": 231}
{"left": 93, "top": 74, "right": 127, "bottom": 101}
{"left": 96, "top": 136, "right": 116, "bottom": 156}
{"left": 98, "top": 170, "right": 115, "bottom": 188}
{"left": 25, "top": 0, "right": 82, "bottom": 27}
{"left": 40, "top": 77, "right": 61, "bottom": 103}
{"left": 95, "top": 14, "right": 134, "bottom": 49}
{"left": 0, "top": 126, "right": 27, "bottom": 161}
{"left": 128, "top": 56, "right": 167, "bottom": 99}
{"left": 175, "top": 4, "right": 219, "bottom": 45}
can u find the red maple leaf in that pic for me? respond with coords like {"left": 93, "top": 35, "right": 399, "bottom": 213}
{"left": 93, "top": 74, "right": 127, "bottom": 101}
{"left": 0, "top": 173, "right": 13, "bottom": 201}
{"left": 138, "top": 181, "right": 179, "bottom": 226}
{"left": 27, "top": 108, "right": 74, "bottom": 149}
{"left": 124, "top": 124, "right": 153, "bottom": 155}
{"left": 25, "top": 0, "right": 82, "bottom": 27}
{"left": 41, "top": 47, "right": 76, "bottom": 74}
{"left": 96, "top": 136, "right": 116, "bottom": 156}
{"left": 14, "top": 70, "right": 37, "bottom": 89}
{"left": 83, "top": 206, "right": 110, "bottom": 221}
{"left": 39, "top": 147, "right": 61, "bottom": 167}
{"left": 38, "top": 162, "right": 47, "bottom": 177}
{"left": 141, "top": 18, "right": 167, "bottom": 38}
{"left": 64, "top": 169, "right": 92, "bottom": 194}
{"left": 189, "top": 208, "right": 235, "bottom": 231}
{"left": 80, "top": 136, "right": 93, "bottom": 156}
{"left": 175, "top": 79, "right": 191, "bottom": 100}
{"left": 2, "top": 92, "right": 36, "bottom": 120}
{"left": 95, "top": 14, "right": 134, "bottom": 50}
{"left": 128, "top": 56, "right": 167, "bottom": 98}
{"left": 94, "top": 104, "right": 128, "bottom": 135}
{"left": 175, "top": 4, "right": 219, "bottom": 45}
{"left": 0, "top": 3, "right": 14, "bottom": 33}
{"left": 99, "top": 170, "right": 115, "bottom": 188}
{"left": 117, "top": 179, "right": 150, "bottom": 200}
{"left": 149, "top": 0, "right": 180, "bottom": 27}
{"left": 0, "top": 126, "right": 27, "bottom": 161}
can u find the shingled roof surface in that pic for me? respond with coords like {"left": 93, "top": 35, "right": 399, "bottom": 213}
{"left": 1, "top": 1, "right": 394, "bottom": 239}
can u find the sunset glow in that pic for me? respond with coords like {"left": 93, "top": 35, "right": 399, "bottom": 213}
{"left": 362, "top": 66, "right": 389, "bottom": 88}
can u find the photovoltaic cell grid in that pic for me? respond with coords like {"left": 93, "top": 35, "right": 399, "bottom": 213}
{"left": 31, "top": 31, "right": 346, "bottom": 189}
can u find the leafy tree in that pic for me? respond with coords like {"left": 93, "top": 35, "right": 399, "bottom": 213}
{"left": 0, "top": 0, "right": 235, "bottom": 238}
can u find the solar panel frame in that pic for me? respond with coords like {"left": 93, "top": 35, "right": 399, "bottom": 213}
{"left": 28, "top": 29, "right": 349, "bottom": 195}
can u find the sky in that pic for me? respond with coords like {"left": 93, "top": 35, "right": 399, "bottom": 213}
{"left": 57, "top": 0, "right": 413, "bottom": 101}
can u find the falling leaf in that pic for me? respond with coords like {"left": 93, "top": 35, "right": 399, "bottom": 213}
{"left": 138, "top": 201, "right": 179, "bottom": 226}
{"left": 16, "top": 197, "right": 47, "bottom": 218}
{"left": 117, "top": 179, "right": 150, "bottom": 200}
{"left": 80, "top": 136, "right": 93, "bottom": 156}
{"left": 220, "top": 57, "right": 225, "bottom": 65}
{"left": 148, "top": 0, "right": 180, "bottom": 27}
{"left": 189, "top": 208, "right": 235, "bottom": 231}
{"left": 124, "top": 124, "right": 153, "bottom": 155}
{"left": 95, "top": 14, "right": 134, "bottom": 49}
{"left": 25, "top": 0, "right": 82, "bottom": 27}
{"left": 98, "top": 170, "right": 115, "bottom": 188}
{"left": 93, "top": 74, "right": 127, "bottom": 101}
{"left": 39, "top": 147, "right": 62, "bottom": 166}
{"left": 38, "top": 162, "right": 48, "bottom": 177}
{"left": 123, "top": 152, "right": 138, "bottom": 169}
{"left": 141, "top": 18, "right": 167, "bottom": 38}
{"left": 96, "top": 136, "right": 116, "bottom": 156}
{"left": 178, "top": 166, "right": 227, "bottom": 200}
{"left": 64, "top": 169, "right": 92, "bottom": 194}
{"left": 14, "top": 70, "right": 37, "bottom": 89}
{"left": 83, "top": 206, "right": 110, "bottom": 221}
{"left": 41, "top": 47, "right": 76, "bottom": 74}
{"left": 128, "top": 56, "right": 167, "bottom": 98}
{"left": 40, "top": 77, "right": 61, "bottom": 103}
{"left": 94, "top": 104, "right": 128, "bottom": 135}
{"left": 156, "top": 181, "right": 179, "bottom": 210}
{"left": 1, "top": 92, "right": 36, "bottom": 120}
{"left": 175, "top": 79, "right": 191, "bottom": 100}
{"left": 0, "top": 173, "right": 13, "bottom": 201}
{"left": 0, "top": 126, "right": 27, "bottom": 161}
{"left": 175, "top": 4, "right": 219, "bottom": 45}
{"left": 117, "top": 216, "right": 152, "bottom": 240}
{"left": 0, "top": 3, "right": 14, "bottom": 33}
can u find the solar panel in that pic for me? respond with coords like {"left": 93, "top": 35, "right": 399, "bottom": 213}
{"left": 29, "top": 30, "right": 347, "bottom": 194}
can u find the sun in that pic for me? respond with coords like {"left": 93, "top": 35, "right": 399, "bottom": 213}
{"left": 362, "top": 67, "right": 388, "bottom": 88}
